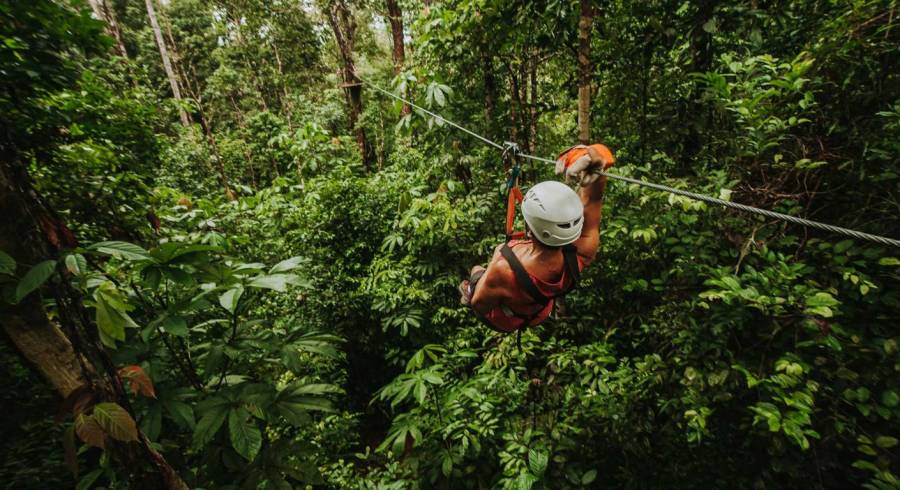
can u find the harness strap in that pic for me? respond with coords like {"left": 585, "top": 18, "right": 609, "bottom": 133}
{"left": 500, "top": 244, "right": 550, "bottom": 305}
{"left": 505, "top": 185, "right": 523, "bottom": 241}
{"left": 561, "top": 244, "right": 581, "bottom": 294}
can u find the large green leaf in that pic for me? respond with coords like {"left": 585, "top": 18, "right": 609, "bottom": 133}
{"left": 161, "top": 315, "right": 189, "bottom": 337}
{"left": 92, "top": 402, "right": 138, "bottom": 442}
{"left": 515, "top": 472, "right": 538, "bottom": 490}
{"left": 0, "top": 250, "right": 15, "bottom": 275}
{"left": 269, "top": 256, "right": 308, "bottom": 274}
{"left": 219, "top": 285, "right": 244, "bottom": 314}
{"left": 288, "top": 331, "right": 343, "bottom": 360}
{"left": 228, "top": 408, "right": 262, "bottom": 461}
{"left": 163, "top": 399, "right": 196, "bottom": 429}
{"left": 75, "top": 413, "right": 106, "bottom": 449}
{"left": 152, "top": 243, "right": 222, "bottom": 263}
{"left": 15, "top": 260, "right": 56, "bottom": 302}
{"left": 89, "top": 241, "right": 151, "bottom": 261}
{"left": 275, "top": 401, "right": 311, "bottom": 427}
{"left": 140, "top": 403, "right": 162, "bottom": 441}
{"left": 75, "top": 469, "right": 103, "bottom": 490}
{"left": 92, "top": 283, "right": 138, "bottom": 345}
{"left": 193, "top": 404, "right": 229, "bottom": 448}
{"left": 287, "top": 383, "right": 343, "bottom": 396}
{"left": 528, "top": 448, "right": 548, "bottom": 477}
{"left": 248, "top": 273, "right": 299, "bottom": 291}
{"left": 64, "top": 254, "right": 87, "bottom": 276}
{"left": 805, "top": 292, "right": 838, "bottom": 308}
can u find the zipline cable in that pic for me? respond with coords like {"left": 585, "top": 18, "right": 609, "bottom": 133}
{"left": 362, "top": 78, "right": 503, "bottom": 150}
{"left": 359, "top": 77, "right": 900, "bottom": 248}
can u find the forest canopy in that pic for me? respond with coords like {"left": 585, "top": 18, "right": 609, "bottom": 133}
{"left": 1, "top": 0, "right": 899, "bottom": 488}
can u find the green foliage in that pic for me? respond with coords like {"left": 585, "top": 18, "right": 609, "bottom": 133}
{"left": 3, "top": 0, "right": 899, "bottom": 488}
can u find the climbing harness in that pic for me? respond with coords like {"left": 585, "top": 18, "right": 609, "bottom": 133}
{"left": 467, "top": 240, "right": 582, "bottom": 350}
{"left": 359, "top": 76, "right": 900, "bottom": 248}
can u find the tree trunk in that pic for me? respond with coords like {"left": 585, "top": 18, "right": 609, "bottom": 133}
{"left": 385, "top": 0, "right": 410, "bottom": 115}
{"left": 641, "top": 31, "right": 651, "bottom": 164}
{"left": 509, "top": 61, "right": 529, "bottom": 152}
{"left": 508, "top": 65, "right": 520, "bottom": 151}
{"left": 227, "top": 14, "right": 270, "bottom": 113}
{"left": 271, "top": 40, "right": 295, "bottom": 129}
{"left": 680, "top": 0, "right": 718, "bottom": 174}
{"left": 89, "top": 0, "right": 129, "bottom": 59}
{"left": 577, "top": 0, "right": 593, "bottom": 144}
{"left": 0, "top": 152, "right": 188, "bottom": 490}
{"left": 326, "top": 0, "right": 374, "bottom": 172}
{"left": 528, "top": 54, "right": 538, "bottom": 154}
{"left": 145, "top": 0, "right": 190, "bottom": 127}
{"left": 482, "top": 50, "right": 496, "bottom": 137}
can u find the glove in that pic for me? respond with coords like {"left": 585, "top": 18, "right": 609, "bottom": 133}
{"left": 555, "top": 144, "right": 616, "bottom": 186}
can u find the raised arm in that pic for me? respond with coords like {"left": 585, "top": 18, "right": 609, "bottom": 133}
{"left": 555, "top": 144, "right": 616, "bottom": 264}
{"left": 573, "top": 175, "right": 608, "bottom": 264}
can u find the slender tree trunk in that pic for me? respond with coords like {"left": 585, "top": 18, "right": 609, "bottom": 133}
{"left": 160, "top": 7, "right": 189, "bottom": 100}
{"left": 681, "top": 0, "right": 718, "bottom": 174}
{"left": 528, "top": 54, "right": 538, "bottom": 154}
{"left": 326, "top": 0, "right": 374, "bottom": 172}
{"left": 0, "top": 152, "right": 188, "bottom": 490}
{"left": 519, "top": 60, "right": 530, "bottom": 152}
{"left": 577, "top": 0, "right": 593, "bottom": 144}
{"left": 385, "top": 0, "right": 410, "bottom": 115}
{"left": 482, "top": 50, "right": 496, "bottom": 137}
{"left": 145, "top": 0, "right": 190, "bottom": 127}
{"left": 509, "top": 61, "right": 530, "bottom": 152}
{"left": 230, "top": 95, "right": 259, "bottom": 189}
{"left": 158, "top": 12, "right": 231, "bottom": 195}
{"left": 641, "top": 32, "right": 651, "bottom": 164}
{"left": 508, "top": 65, "right": 520, "bottom": 150}
{"left": 89, "top": 0, "right": 129, "bottom": 59}
{"left": 228, "top": 14, "right": 270, "bottom": 113}
{"left": 271, "top": 40, "right": 295, "bottom": 129}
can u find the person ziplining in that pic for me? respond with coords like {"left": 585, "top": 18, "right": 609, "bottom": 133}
{"left": 459, "top": 144, "right": 615, "bottom": 332}
{"left": 358, "top": 79, "right": 900, "bottom": 331}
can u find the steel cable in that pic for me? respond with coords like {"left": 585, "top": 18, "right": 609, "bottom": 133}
{"left": 360, "top": 77, "right": 900, "bottom": 248}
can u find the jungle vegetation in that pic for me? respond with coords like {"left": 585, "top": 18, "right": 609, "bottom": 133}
{"left": 1, "top": 0, "right": 899, "bottom": 488}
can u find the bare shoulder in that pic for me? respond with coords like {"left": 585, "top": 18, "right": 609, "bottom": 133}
{"left": 484, "top": 247, "right": 515, "bottom": 289}
{"left": 487, "top": 249, "right": 513, "bottom": 279}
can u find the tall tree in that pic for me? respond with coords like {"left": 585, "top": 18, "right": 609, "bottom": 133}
{"left": 145, "top": 0, "right": 191, "bottom": 127}
{"left": 326, "top": 0, "right": 374, "bottom": 171}
{"left": 481, "top": 50, "right": 497, "bottom": 136}
{"left": 88, "top": 0, "right": 129, "bottom": 58}
{"left": 385, "top": 0, "right": 410, "bottom": 115}
{"left": 0, "top": 153, "right": 188, "bottom": 490}
{"left": 577, "top": 0, "right": 594, "bottom": 144}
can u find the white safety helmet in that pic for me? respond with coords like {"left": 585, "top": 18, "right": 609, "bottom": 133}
{"left": 521, "top": 181, "right": 584, "bottom": 247}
